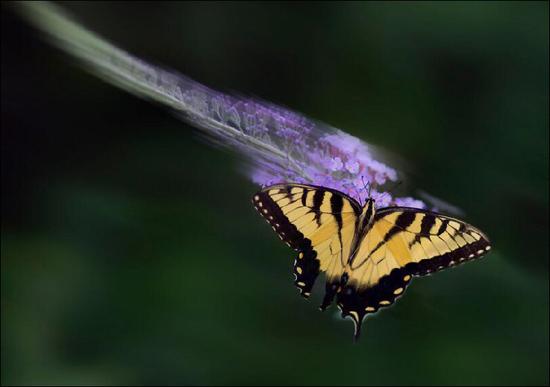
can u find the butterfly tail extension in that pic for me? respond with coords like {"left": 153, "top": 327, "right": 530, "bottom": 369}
{"left": 353, "top": 318, "right": 364, "bottom": 343}
{"left": 344, "top": 307, "right": 365, "bottom": 343}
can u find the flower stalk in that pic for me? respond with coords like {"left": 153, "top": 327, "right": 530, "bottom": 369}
{"left": 14, "top": 1, "right": 425, "bottom": 208}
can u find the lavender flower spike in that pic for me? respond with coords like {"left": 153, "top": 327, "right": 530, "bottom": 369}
{"left": 14, "top": 1, "right": 424, "bottom": 208}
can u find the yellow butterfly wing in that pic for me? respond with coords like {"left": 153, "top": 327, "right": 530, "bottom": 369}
{"left": 252, "top": 184, "right": 359, "bottom": 302}
{"left": 337, "top": 207, "right": 491, "bottom": 338}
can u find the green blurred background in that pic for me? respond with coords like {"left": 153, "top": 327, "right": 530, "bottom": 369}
{"left": 1, "top": 2, "right": 548, "bottom": 385}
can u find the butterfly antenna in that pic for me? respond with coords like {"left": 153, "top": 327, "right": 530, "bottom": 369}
{"left": 352, "top": 184, "right": 362, "bottom": 203}
{"left": 361, "top": 176, "right": 372, "bottom": 200}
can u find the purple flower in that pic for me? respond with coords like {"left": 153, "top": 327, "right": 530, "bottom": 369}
{"left": 345, "top": 160, "right": 360, "bottom": 174}
{"left": 393, "top": 197, "right": 426, "bottom": 209}
{"left": 329, "top": 157, "right": 344, "bottom": 172}
{"left": 210, "top": 97, "right": 422, "bottom": 207}
{"left": 275, "top": 124, "right": 301, "bottom": 141}
{"left": 371, "top": 190, "right": 392, "bottom": 208}
{"left": 251, "top": 168, "right": 282, "bottom": 187}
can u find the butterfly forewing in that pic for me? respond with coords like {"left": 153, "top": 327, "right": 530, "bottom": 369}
{"left": 252, "top": 184, "right": 359, "bottom": 297}
{"left": 373, "top": 207, "right": 491, "bottom": 274}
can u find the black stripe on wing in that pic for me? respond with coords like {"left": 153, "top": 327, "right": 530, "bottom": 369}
{"left": 252, "top": 189, "right": 319, "bottom": 297}
{"left": 367, "top": 211, "right": 417, "bottom": 258}
{"left": 375, "top": 207, "right": 492, "bottom": 275}
{"left": 408, "top": 214, "right": 437, "bottom": 247}
{"left": 253, "top": 184, "right": 361, "bottom": 298}
{"left": 407, "top": 237, "right": 489, "bottom": 275}
{"left": 252, "top": 190, "right": 314, "bottom": 251}
{"left": 260, "top": 183, "right": 362, "bottom": 215}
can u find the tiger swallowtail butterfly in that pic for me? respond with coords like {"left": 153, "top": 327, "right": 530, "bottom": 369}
{"left": 252, "top": 183, "right": 491, "bottom": 340}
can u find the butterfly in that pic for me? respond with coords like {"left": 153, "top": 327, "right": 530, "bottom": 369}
{"left": 252, "top": 183, "right": 491, "bottom": 340}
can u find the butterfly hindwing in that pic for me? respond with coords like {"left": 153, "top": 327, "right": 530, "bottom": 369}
{"left": 337, "top": 266, "right": 413, "bottom": 340}
{"left": 293, "top": 249, "right": 319, "bottom": 297}
{"left": 252, "top": 184, "right": 360, "bottom": 298}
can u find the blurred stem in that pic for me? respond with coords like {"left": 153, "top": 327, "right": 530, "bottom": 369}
{"left": 13, "top": 1, "right": 311, "bottom": 181}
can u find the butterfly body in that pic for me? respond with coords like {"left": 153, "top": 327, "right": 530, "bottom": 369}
{"left": 349, "top": 198, "right": 376, "bottom": 265}
{"left": 252, "top": 183, "right": 491, "bottom": 340}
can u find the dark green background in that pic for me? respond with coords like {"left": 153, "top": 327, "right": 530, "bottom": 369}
{"left": 2, "top": 2, "right": 548, "bottom": 385}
